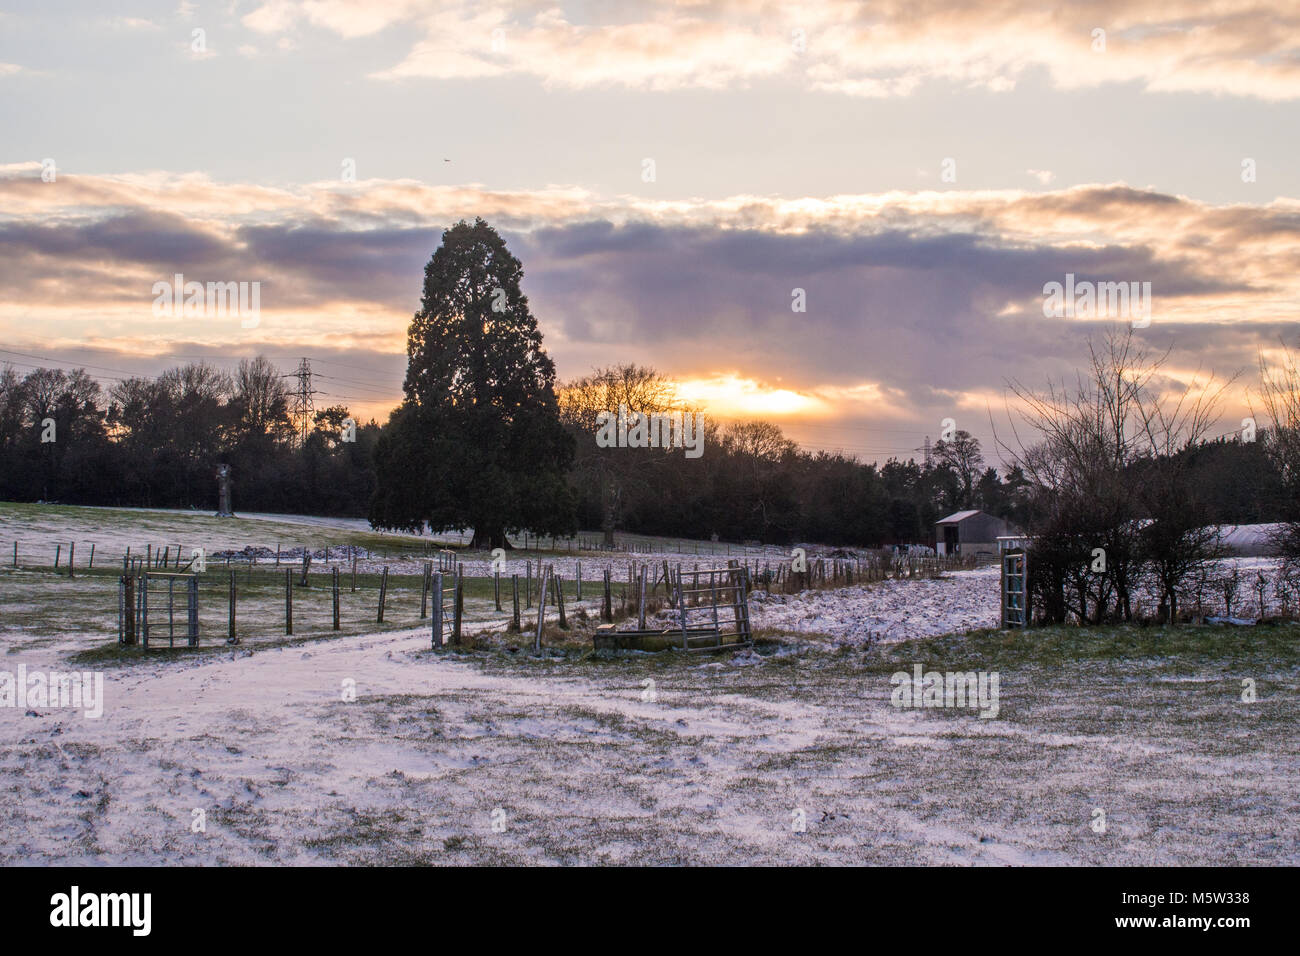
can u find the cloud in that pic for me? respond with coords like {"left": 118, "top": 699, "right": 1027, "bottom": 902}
{"left": 112, "top": 17, "right": 162, "bottom": 31}
{"left": 0, "top": 166, "right": 1294, "bottom": 454}
{"left": 239, "top": 0, "right": 1300, "bottom": 100}
{"left": 243, "top": 0, "right": 428, "bottom": 38}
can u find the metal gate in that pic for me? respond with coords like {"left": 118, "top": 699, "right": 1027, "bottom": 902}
{"left": 120, "top": 571, "right": 199, "bottom": 648}
{"left": 672, "top": 564, "right": 752, "bottom": 651}
{"left": 430, "top": 568, "right": 462, "bottom": 647}
{"left": 1001, "top": 549, "right": 1028, "bottom": 628}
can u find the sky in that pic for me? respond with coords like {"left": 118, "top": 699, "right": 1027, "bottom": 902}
{"left": 1, "top": 0, "right": 1299, "bottom": 463}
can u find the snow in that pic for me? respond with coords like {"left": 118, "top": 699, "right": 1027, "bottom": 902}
{"left": 746, "top": 566, "right": 1001, "bottom": 644}
{"left": 1, "top": 506, "right": 1296, "bottom": 865}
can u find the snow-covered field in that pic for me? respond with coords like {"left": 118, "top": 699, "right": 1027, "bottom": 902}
{"left": 747, "top": 565, "right": 1002, "bottom": 644}
{"left": 3, "top": 614, "right": 1296, "bottom": 865}
{"left": 2, "top": 505, "right": 1297, "bottom": 865}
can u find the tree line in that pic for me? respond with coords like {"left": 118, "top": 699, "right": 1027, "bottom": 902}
{"left": 0, "top": 356, "right": 378, "bottom": 515}
{"left": 2, "top": 220, "right": 1296, "bottom": 590}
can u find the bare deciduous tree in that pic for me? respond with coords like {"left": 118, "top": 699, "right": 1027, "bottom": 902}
{"left": 996, "top": 326, "right": 1232, "bottom": 624}
{"left": 1258, "top": 340, "right": 1300, "bottom": 558}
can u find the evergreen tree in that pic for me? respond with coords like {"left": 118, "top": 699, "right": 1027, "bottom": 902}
{"left": 370, "top": 219, "right": 575, "bottom": 548}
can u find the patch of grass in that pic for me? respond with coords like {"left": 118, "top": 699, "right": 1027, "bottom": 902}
{"left": 863, "top": 622, "right": 1300, "bottom": 674}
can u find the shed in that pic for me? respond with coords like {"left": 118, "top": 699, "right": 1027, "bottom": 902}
{"left": 935, "top": 510, "right": 1015, "bottom": 557}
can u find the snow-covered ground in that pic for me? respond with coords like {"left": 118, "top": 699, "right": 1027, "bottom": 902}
{"left": 746, "top": 566, "right": 1001, "bottom": 644}
{"left": 3, "top": 614, "right": 1295, "bottom": 865}
{"left": 2, "top": 505, "right": 1296, "bottom": 865}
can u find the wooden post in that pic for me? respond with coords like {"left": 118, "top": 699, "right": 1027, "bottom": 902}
{"left": 377, "top": 566, "right": 389, "bottom": 623}
{"left": 88, "top": 543, "right": 94, "bottom": 569}
{"left": 67, "top": 542, "right": 74, "bottom": 578}
{"left": 121, "top": 575, "right": 136, "bottom": 645}
{"left": 11, "top": 542, "right": 15, "bottom": 567}
{"left": 420, "top": 562, "right": 430, "bottom": 619}
{"left": 285, "top": 568, "right": 293, "bottom": 635}
{"left": 453, "top": 569, "right": 463, "bottom": 646}
{"left": 534, "top": 565, "right": 551, "bottom": 653}
{"left": 187, "top": 577, "right": 198, "bottom": 647}
{"left": 146, "top": 544, "right": 151, "bottom": 569}
{"left": 228, "top": 570, "right": 237, "bottom": 644}
{"left": 638, "top": 565, "right": 647, "bottom": 629}
{"left": 526, "top": 561, "right": 532, "bottom": 608}
{"left": 602, "top": 569, "right": 612, "bottom": 622}
{"left": 54, "top": 544, "right": 61, "bottom": 570}
{"left": 576, "top": 560, "right": 582, "bottom": 601}
{"left": 494, "top": 571, "right": 501, "bottom": 611}
{"left": 332, "top": 566, "right": 340, "bottom": 631}
{"left": 554, "top": 571, "right": 567, "bottom": 629}
{"left": 140, "top": 572, "right": 149, "bottom": 648}
{"left": 511, "top": 574, "right": 521, "bottom": 631}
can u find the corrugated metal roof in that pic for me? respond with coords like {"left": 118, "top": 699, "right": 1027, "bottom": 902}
{"left": 937, "top": 509, "right": 982, "bottom": 524}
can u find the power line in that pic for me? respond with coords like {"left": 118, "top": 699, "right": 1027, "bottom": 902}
{"left": 0, "top": 347, "right": 140, "bottom": 380}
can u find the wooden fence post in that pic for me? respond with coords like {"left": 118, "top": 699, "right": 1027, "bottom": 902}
{"left": 284, "top": 568, "right": 292, "bottom": 635}
{"left": 67, "top": 542, "right": 74, "bottom": 578}
{"left": 121, "top": 574, "right": 136, "bottom": 645}
{"left": 431, "top": 570, "right": 443, "bottom": 647}
{"left": 511, "top": 574, "right": 521, "bottom": 631}
{"left": 420, "top": 562, "right": 430, "bottom": 619}
{"left": 534, "top": 565, "right": 551, "bottom": 653}
{"left": 140, "top": 571, "right": 149, "bottom": 648}
{"left": 494, "top": 571, "right": 501, "bottom": 611}
{"left": 576, "top": 561, "right": 582, "bottom": 601}
{"left": 332, "top": 566, "right": 340, "bottom": 631}
{"left": 638, "top": 565, "right": 647, "bottom": 629}
{"left": 554, "top": 571, "right": 567, "bottom": 629}
{"left": 228, "top": 570, "right": 238, "bottom": 644}
{"left": 54, "top": 544, "right": 61, "bottom": 570}
{"left": 377, "top": 566, "right": 389, "bottom": 623}
{"left": 602, "top": 569, "right": 612, "bottom": 622}
{"left": 187, "top": 577, "right": 199, "bottom": 646}
{"left": 453, "top": 569, "right": 463, "bottom": 646}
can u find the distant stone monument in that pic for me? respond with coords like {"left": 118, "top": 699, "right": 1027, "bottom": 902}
{"left": 215, "top": 463, "right": 234, "bottom": 518}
